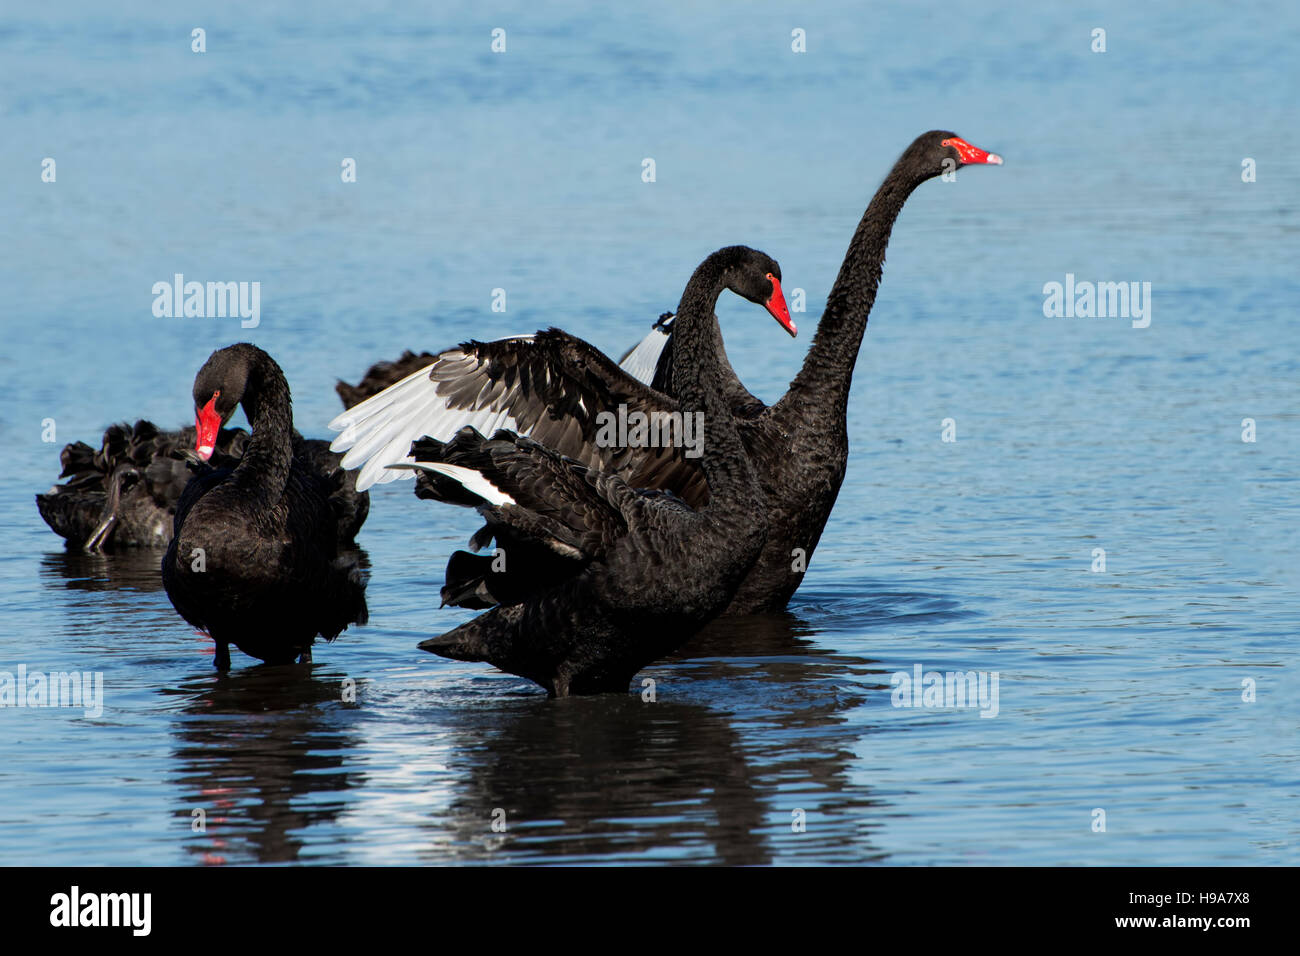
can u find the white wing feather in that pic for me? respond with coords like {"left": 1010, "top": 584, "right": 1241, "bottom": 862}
{"left": 388, "top": 462, "right": 517, "bottom": 506}
{"left": 617, "top": 326, "right": 670, "bottom": 386}
{"left": 329, "top": 338, "right": 530, "bottom": 491}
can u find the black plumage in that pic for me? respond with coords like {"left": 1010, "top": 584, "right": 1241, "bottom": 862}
{"left": 37, "top": 421, "right": 243, "bottom": 550}
{"left": 407, "top": 247, "right": 787, "bottom": 696}
{"left": 162, "top": 344, "right": 369, "bottom": 669}
{"left": 385, "top": 131, "right": 1001, "bottom": 614}
{"left": 636, "top": 131, "right": 1002, "bottom": 612}
{"left": 36, "top": 420, "right": 368, "bottom": 551}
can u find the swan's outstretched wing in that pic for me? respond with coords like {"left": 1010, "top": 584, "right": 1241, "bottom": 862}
{"left": 329, "top": 329, "right": 708, "bottom": 503}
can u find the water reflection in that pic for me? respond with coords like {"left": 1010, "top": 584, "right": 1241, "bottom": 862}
{"left": 669, "top": 609, "right": 895, "bottom": 863}
{"left": 163, "top": 667, "right": 364, "bottom": 865}
{"left": 425, "top": 695, "right": 770, "bottom": 864}
{"left": 422, "top": 608, "right": 894, "bottom": 864}
{"left": 39, "top": 546, "right": 372, "bottom": 596}
{"left": 39, "top": 548, "right": 167, "bottom": 594}
{"left": 35, "top": 549, "right": 932, "bottom": 864}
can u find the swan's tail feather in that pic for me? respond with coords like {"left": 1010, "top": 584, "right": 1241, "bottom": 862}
{"left": 439, "top": 550, "right": 498, "bottom": 609}
{"left": 419, "top": 618, "right": 491, "bottom": 662}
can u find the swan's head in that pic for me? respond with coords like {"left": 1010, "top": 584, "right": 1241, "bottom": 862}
{"left": 712, "top": 246, "right": 797, "bottom": 338}
{"left": 909, "top": 130, "right": 1003, "bottom": 177}
{"left": 191, "top": 343, "right": 263, "bottom": 461}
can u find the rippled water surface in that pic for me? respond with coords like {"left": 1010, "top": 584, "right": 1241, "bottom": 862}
{"left": 1, "top": 1, "right": 1297, "bottom": 865}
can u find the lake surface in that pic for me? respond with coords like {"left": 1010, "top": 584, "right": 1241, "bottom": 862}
{"left": 1, "top": 0, "right": 1296, "bottom": 865}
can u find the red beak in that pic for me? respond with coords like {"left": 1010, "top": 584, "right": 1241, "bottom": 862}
{"left": 195, "top": 392, "right": 222, "bottom": 461}
{"left": 765, "top": 274, "right": 797, "bottom": 337}
{"left": 942, "top": 136, "right": 1003, "bottom": 166}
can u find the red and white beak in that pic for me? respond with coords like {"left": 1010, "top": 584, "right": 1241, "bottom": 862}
{"left": 942, "top": 136, "right": 1003, "bottom": 166}
{"left": 765, "top": 273, "right": 797, "bottom": 337}
{"left": 195, "top": 392, "right": 222, "bottom": 461}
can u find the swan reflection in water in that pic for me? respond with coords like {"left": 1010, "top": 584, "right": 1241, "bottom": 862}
{"left": 164, "top": 666, "right": 365, "bottom": 865}
{"left": 420, "top": 608, "right": 895, "bottom": 864}
{"left": 40, "top": 548, "right": 167, "bottom": 595}
{"left": 40, "top": 549, "right": 926, "bottom": 864}
{"left": 39, "top": 549, "right": 365, "bottom": 864}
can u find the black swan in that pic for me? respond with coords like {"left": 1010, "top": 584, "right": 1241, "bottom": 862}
{"left": 331, "top": 130, "right": 1000, "bottom": 614}
{"left": 399, "top": 246, "right": 789, "bottom": 696}
{"left": 37, "top": 421, "right": 245, "bottom": 550}
{"left": 612, "top": 131, "right": 1003, "bottom": 611}
{"left": 162, "top": 344, "right": 369, "bottom": 668}
{"left": 36, "top": 420, "right": 368, "bottom": 552}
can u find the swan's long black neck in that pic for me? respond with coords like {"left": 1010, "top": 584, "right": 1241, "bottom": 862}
{"left": 232, "top": 354, "right": 293, "bottom": 499}
{"left": 784, "top": 160, "right": 928, "bottom": 415}
{"left": 670, "top": 261, "right": 757, "bottom": 507}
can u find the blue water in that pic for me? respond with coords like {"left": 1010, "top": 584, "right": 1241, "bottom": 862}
{"left": 1, "top": 1, "right": 1296, "bottom": 865}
